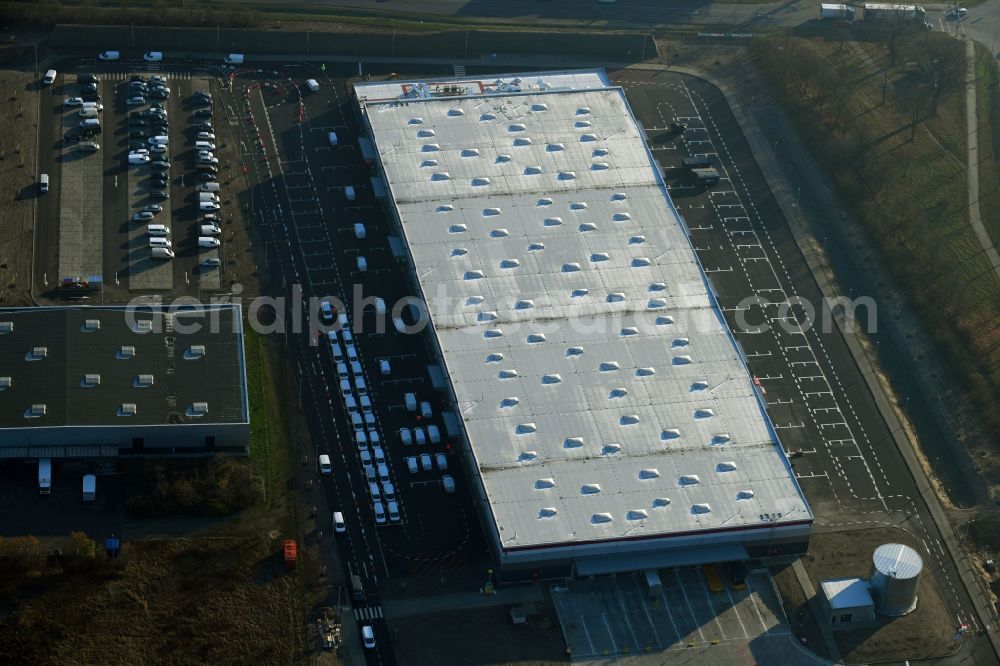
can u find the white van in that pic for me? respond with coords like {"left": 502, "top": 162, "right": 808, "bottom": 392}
{"left": 333, "top": 511, "right": 346, "bottom": 533}
{"left": 399, "top": 427, "right": 412, "bottom": 446}
{"left": 199, "top": 182, "right": 220, "bottom": 193}
{"left": 151, "top": 247, "right": 174, "bottom": 259}
{"left": 148, "top": 237, "right": 172, "bottom": 248}
{"left": 369, "top": 482, "right": 381, "bottom": 502}
{"left": 149, "top": 135, "right": 169, "bottom": 145}
{"left": 43, "top": 69, "right": 56, "bottom": 85}
{"left": 356, "top": 256, "right": 368, "bottom": 272}
{"left": 199, "top": 201, "right": 221, "bottom": 211}
{"left": 354, "top": 376, "right": 367, "bottom": 395}
{"left": 39, "top": 173, "right": 49, "bottom": 193}
{"left": 387, "top": 500, "right": 400, "bottom": 522}
{"left": 379, "top": 359, "right": 391, "bottom": 376}
{"left": 328, "top": 131, "right": 338, "bottom": 146}
{"left": 355, "top": 430, "right": 368, "bottom": 449}
{"left": 198, "top": 236, "right": 221, "bottom": 248}
{"left": 199, "top": 193, "right": 219, "bottom": 203}
{"left": 147, "top": 224, "right": 170, "bottom": 237}
{"left": 361, "top": 625, "right": 376, "bottom": 649}
{"left": 354, "top": 223, "right": 366, "bottom": 239}
{"left": 225, "top": 53, "right": 244, "bottom": 64}
{"left": 420, "top": 401, "right": 433, "bottom": 418}
{"left": 427, "top": 424, "right": 441, "bottom": 444}
{"left": 377, "top": 463, "right": 389, "bottom": 483}
{"left": 143, "top": 51, "right": 163, "bottom": 62}
{"left": 306, "top": 79, "right": 320, "bottom": 92}
{"left": 196, "top": 132, "right": 216, "bottom": 141}
{"left": 79, "top": 118, "right": 101, "bottom": 129}
{"left": 372, "top": 501, "right": 386, "bottom": 524}
{"left": 195, "top": 141, "right": 216, "bottom": 151}
{"left": 442, "top": 475, "right": 456, "bottom": 494}
{"left": 318, "top": 454, "right": 332, "bottom": 475}
{"left": 200, "top": 224, "right": 221, "bottom": 236}
{"left": 98, "top": 51, "right": 120, "bottom": 61}
{"left": 414, "top": 427, "right": 426, "bottom": 446}
{"left": 344, "top": 395, "right": 357, "bottom": 412}
{"left": 404, "top": 393, "right": 417, "bottom": 412}
{"left": 345, "top": 186, "right": 356, "bottom": 201}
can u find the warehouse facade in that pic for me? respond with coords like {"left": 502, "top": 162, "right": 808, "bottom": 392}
{"left": 0, "top": 304, "right": 249, "bottom": 459}
{"left": 356, "top": 71, "right": 812, "bottom": 577}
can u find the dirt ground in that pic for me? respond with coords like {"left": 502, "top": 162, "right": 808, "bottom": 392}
{"left": 0, "top": 536, "right": 310, "bottom": 664}
{"left": 800, "top": 528, "right": 957, "bottom": 664}
{"left": 389, "top": 601, "right": 568, "bottom": 666}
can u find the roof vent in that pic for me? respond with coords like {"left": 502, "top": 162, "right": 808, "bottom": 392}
{"left": 531, "top": 103, "right": 548, "bottom": 111}
{"left": 639, "top": 469, "right": 660, "bottom": 480}
{"left": 118, "top": 403, "right": 137, "bottom": 417}
{"left": 477, "top": 311, "right": 498, "bottom": 322}
{"left": 501, "top": 397, "right": 520, "bottom": 408}
{"left": 82, "top": 374, "right": 101, "bottom": 387}
{"left": 448, "top": 224, "right": 468, "bottom": 233}
{"left": 527, "top": 242, "right": 545, "bottom": 251}
{"left": 496, "top": 154, "right": 511, "bottom": 163}
{"left": 680, "top": 474, "right": 700, "bottom": 485}
{"left": 461, "top": 148, "right": 480, "bottom": 157}
{"left": 649, "top": 282, "right": 666, "bottom": 291}
{"left": 691, "top": 381, "right": 709, "bottom": 391}
{"left": 609, "top": 387, "right": 627, "bottom": 398}
{"left": 546, "top": 143, "right": 564, "bottom": 152}
{"left": 516, "top": 423, "right": 537, "bottom": 434}
{"left": 541, "top": 374, "right": 562, "bottom": 384}
{"left": 627, "top": 509, "right": 649, "bottom": 521}
{"left": 632, "top": 258, "right": 652, "bottom": 267}
{"left": 537, "top": 198, "right": 553, "bottom": 206}
{"left": 420, "top": 159, "right": 438, "bottom": 167}
{"left": 691, "top": 503, "right": 712, "bottom": 514}
{"left": 611, "top": 192, "right": 628, "bottom": 201}
{"left": 498, "top": 369, "right": 518, "bottom": 379}
{"left": 607, "top": 293, "right": 625, "bottom": 302}
{"left": 535, "top": 478, "right": 556, "bottom": 489}
{"left": 483, "top": 208, "right": 501, "bottom": 216}
{"left": 437, "top": 204, "right": 454, "bottom": 212}
{"left": 579, "top": 133, "right": 598, "bottom": 143}
{"left": 558, "top": 171, "right": 576, "bottom": 180}
{"left": 672, "top": 355, "right": 692, "bottom": 365}
{"left": 464, "top": 270, "right": 485, "bottom": 280}
{"left": 0, "top": 377, "right": 10, "bottom": 390}
{"left": 592, "top": 148, "right": 609, "bottom": 157}
{"left": 592, "top": 162, "right": 609, "bottom": 171}
{"left": 513, "top": 137, "right": 532, "bottom": 146}
{"left": 82, "top": 319, "right": 101, "bottom": 332}
{"left": 661, "top": 428, "right": 681, "bottom": 440}
{"left": 133, "top": 320, "right": 153, "bottom": 333}
{"left": 421, "top": 143, "right": 440, "bottom": 152}
{"left": 620, "top": 327, "right": 638, "bottom": 337}
{"left": 581, "top": 484, "right": 602, "bottom": 495}
{"left": 613, "top": 212, "right": 632, "bottom": 221}
{"left": 570, "top": 202, "right": 588, "bottom": 210}
{"left": 673, "top": 337, "right": 690, "bottom": 348}
{"left": 480, "top": 113, "right": 496, "bottom": 121}
{"left": 652, "top": 498, "right": 671, "bottom": 508}
{"left": 466, "top": 296, "right": 484, "bottom": 305}
{"left": 717, "top": 461, "right": 738, "bottom": 472}
{"left": 519, "top": 450, "right": 537, "bottom": 462}
{"left": 490, "top": 228, "right": 509, "bottom": 238}
{"left": 483, "top": 328, "right": 503, "bottom": 338}
{"left": 509, "top": 123, "right": 526, "bottom": 132}
{"left": 620, "top": 414, "right": 640, "bottom": 426}
{"left": 712, "top": 434, "right": 732, "bottom": 446}
{"left": 118, "top": 345, "right": 135, "bottom": 359}
{"left": 408, "top": 117, "right": 424, "bottom": 125}
{"left": 564, "top": 437, "right": 584, "bottom": 448}
{"left": 599, "top": 361, "right": 620, "bottom": 371}
{"left": 575, "top": 120, "right": 593, "bottom": 128}
{"left": 656, "top": 316, "right": 674, "bottom": 326}
{"left": 431, "top": 172, "right": 451, "bottom": 181}
{"left": 566, "top": 346, "right": 584, "bottom": 357}
{"left": 451, "top": 248, "right": 468, "bottom": 257}
{"left": 527, "top": 333, "right": 546, "bottom": 343}
{"left": 28, "top": 404, "right": 47, "bottom": 417}
{"left": 0, "top": 321, "right": 12, "bottom": 334}
{"left": 134, "top": 374, "right": 154, "bottom": 387}
{"left": 648, "top": 298, "right": 667, "bottom": 309}
{"left": 561, "top": 263, "right": 581, "bottom": 273}
{"left": 447, "top": 108, "right": 465, "bottom": 116}
{"left": 591, "top": 513, "right": 613, "bottom": 524}
{"left": 472, "top": 177, "right": 490, "bottom": 186}
{"left": 636, "top": 367, "right": 656, "bottom": 377}
{"left": 189, "top": 402, "right": 209, "bottom": 416}
{"left": 500, "top": 259, "right": 520, "bottom": 269}
{"left": 486, "top": 353, "right": 504, "bottom": 363}
{"left": 601, "top": 443, "right": 621, "bottom": 456}
{"left": 29, "top": 346, "right": 48, "bottom": 360}
{"left": 515, "top": 300, "right": 535, "bottom": 310}
{"left": 579, "top": 222, "right": 597, "bottom": 232}
{"left": 545, "top": 217, "right": 563, "bottom": 227}
{"left": 737, "top": 490, "right": 755, "bottom": 500}
{"left": 185, "top": 345, "right": 206, "bottom": 359}
{"left": 577, "top": 107, "right": 590, "bottom": 115}
{"left": 524, "top": 165, "right": 542, "bottom": 175}
{"left": 694, "top": 408, "right": 715, "bottom": 419}
{"left": 417, "top": 129, "right": 436, "bottom": 137}
{"left": 539, "top": 508, "right": 558, "bottom": 519}
{"left": 629, "top": 235, "right": 646, "bottom": 244}
{"left": 591, "top": 252, "right": 610, "bottom": 262}
{"left": 571, "top": 289, "right": 589, "bottom": 297}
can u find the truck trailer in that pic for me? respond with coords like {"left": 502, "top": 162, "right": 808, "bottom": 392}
{"left": 82, "top": 474, "right": 96, "bottom": 502}
{"left": 820, "top": 3, "right": 856, "bottom": 20}
{"left": 863, "top": 3, "right": 926, "bottom": 21}
{"left": 38, "top": 459, "right": 51, "bottom": 495}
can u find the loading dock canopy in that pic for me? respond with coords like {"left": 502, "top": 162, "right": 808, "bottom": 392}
{"left": 575, "top": 544, "right": 749, "bottom": 576}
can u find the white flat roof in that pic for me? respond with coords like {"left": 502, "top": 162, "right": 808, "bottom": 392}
{"left": 359, "top": 72, "right": 811, "bottom": 552}
{"left": 821, "top": 578, "right": 874, "bottom": 610}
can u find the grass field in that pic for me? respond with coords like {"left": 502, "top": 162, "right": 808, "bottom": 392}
{"left": 753, "top": 32, "right": 1000, "bottom": 481}
{"left": 975, "top": 42, "right": 1000, "bottom": 250}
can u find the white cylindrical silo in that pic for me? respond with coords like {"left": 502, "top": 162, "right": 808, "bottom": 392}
{"left": 869, "top": 543, "right": 923, "bottom": 616}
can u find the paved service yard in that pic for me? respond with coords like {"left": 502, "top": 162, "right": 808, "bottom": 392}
{"left": 56, "top": 82, "right": 102, "bottom": 280}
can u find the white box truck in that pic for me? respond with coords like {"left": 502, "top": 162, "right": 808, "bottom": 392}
{"left": 82, "top": 474, "right": 96, "bottom": 501}
{"left": 38, "top": 458, "right": 52, "bottom": 495}
{"left": 820, "top": 3, "right": 856, "bottom": 20}
{"left": 225, "top": 53, "right": 244, "bottom": 64}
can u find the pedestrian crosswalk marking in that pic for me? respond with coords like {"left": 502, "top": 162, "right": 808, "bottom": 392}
{"left": 104, "top": 71, "right": 194, "bottom": 81}
{"left": 353, "top": 606, "right": 383, "bottom": 620}
{"left": 454, "top": 64, "right": 467, "bottom": 76}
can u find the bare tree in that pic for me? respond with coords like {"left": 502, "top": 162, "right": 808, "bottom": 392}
{"left": 898, "top": 85, "right": 928, "bottom": 141}
{"left": 917, "top": 38, "right": 966, "bottom": 113}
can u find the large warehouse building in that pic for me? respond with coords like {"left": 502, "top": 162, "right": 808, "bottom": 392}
{"left": 356, "top": 71, "right": 812, "bottom": 576}
{"left": 0, "top": 304, "right": 249, "bottom": 459}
